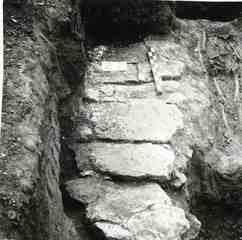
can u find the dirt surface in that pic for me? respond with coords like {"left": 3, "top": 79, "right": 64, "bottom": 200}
{"left": 1, "top": 3, "right": 36, "bottom": 239}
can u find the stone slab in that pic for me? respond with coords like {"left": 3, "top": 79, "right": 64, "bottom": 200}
{"left": 86, "top": 62, "right": 152, "bottom": 84}
{"left": 65, "top": 177, "right": 172, "bottom": 208}
{"left": 74, "top": 143, "right": 175, "bottom": 181}
{"left": 100, "top": 61, "right": 128, "bottom": 72}
{"left": 84, "top": 83, "right": 157, "bottom": 102}
{"left": 154, "top": 60, "right": 185, "bottom": 80}
{"left": 65, "top": 178, "right": 191, "bottom": 240}
{"left": 104, "top": 43, "right": 148, "bottom": 63}
{"left": 79, "top": 100, "right": 183, "bottom": 142}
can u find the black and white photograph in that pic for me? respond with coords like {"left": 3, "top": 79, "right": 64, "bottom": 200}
{"left": 2, "top": 1, "right": 242, "bottom": 239}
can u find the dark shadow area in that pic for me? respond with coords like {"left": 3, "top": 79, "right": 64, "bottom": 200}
{"left": 176, "top": 2, "right": 242, "bottom": 21}
{"left": 59, "top": 139, "right": 80, "bottom": 183}
{"left": 61, "top": 188, "right": 93, "bottom": 238}
{"left": 191, "top": 197, "right": 242, "bottom": 240}
{"left": 189, "top": 147, "right": 242, "bottom": 240}
{"left": 61, "top": 187, "right": 107, "bottom": 240}
{"left": 83, "top": 1, "right": 174, "bottom": 45}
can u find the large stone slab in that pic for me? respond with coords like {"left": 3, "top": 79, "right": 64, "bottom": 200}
{"left": 65, "top": 178, "right": 192, "bottom": 240}
{"left": 73, "top": 143, "right": 175, "bottom": 181}
{"left": 79, "top": 100, "right": 183, "bottom": 142}
{"left": 86, "top": 62, "right": 152, "bottom": 85}
{"left": 65, "top": 177, "right": 172, "bottom": 207}
{"left": 84, "top": 83, "right": 157, "bottom": 102}
{"left": 100, "top": 61, "right": 128, "bottom": 72}
{"left": 103, "top": 43, "right": 149, "bottom": 63}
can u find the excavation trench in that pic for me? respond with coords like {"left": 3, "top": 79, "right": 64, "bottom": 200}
{"left": 3, "top": 1, "right": 242, "bottom": 238}
{"left": 55, "top": 3, "right": 242, "bottom": 240}
{"left": 3, "top": 1, "right": 238, "bottom": 239}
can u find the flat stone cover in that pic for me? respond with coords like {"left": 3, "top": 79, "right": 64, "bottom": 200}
{"left": 74, "top": 142, "right": 175, "bottom": 181}
{"left": 80, "top": 100, "right": 183, "bottom": 142}
{"left": 66, "top": 178, "right": 190, "bottom": 240}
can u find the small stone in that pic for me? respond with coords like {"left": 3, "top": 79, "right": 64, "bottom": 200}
{"left": 7, "top": 210, "right": 17, "bottom": 220}
{"left": 77, "top": 126, "right": 93, "bottom": 140}
{"left": 171, "top": 170, "right": 187, "bottom": 188}
{"left": 103, "top": 176, "right": 111, "bottom": 180}
{"left": 95, "top": 222, "right": 132, "bottom": 239}
{"left": 156, "top": 80, "right": 181, "bottom": 94}
{"left": 0, "top": 153, "right": 6, "bottom": 158}
{"left": 10, "top": 16, "right": 18, "bottom": 23}
{"left": 184, "top": 213, "right": 201, "bottom": 239}
{"left": 35, "top": 51, "right": 40, "bottom": 56}
{"left": 165, "top": 93, "right": 187, "bottom": 104}
{"left": 80, "top": 170, "right": 95, "bottom": 177}
{"left": 85, "top": 88, "right": 99, "bottom": 101}
{"left": 160, "top": 61, "right": 185, "bottom": 80}
{"left": 100, "top": 61, "right": 128, "bottom": 72}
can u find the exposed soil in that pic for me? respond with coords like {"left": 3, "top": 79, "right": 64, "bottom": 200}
{"left": 186, "top": 19, "right": 242, "bottom": 240}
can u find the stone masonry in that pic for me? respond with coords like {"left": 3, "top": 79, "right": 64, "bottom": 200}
{"left": 65, "top": 36, "right": 210, "bottom": 240}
